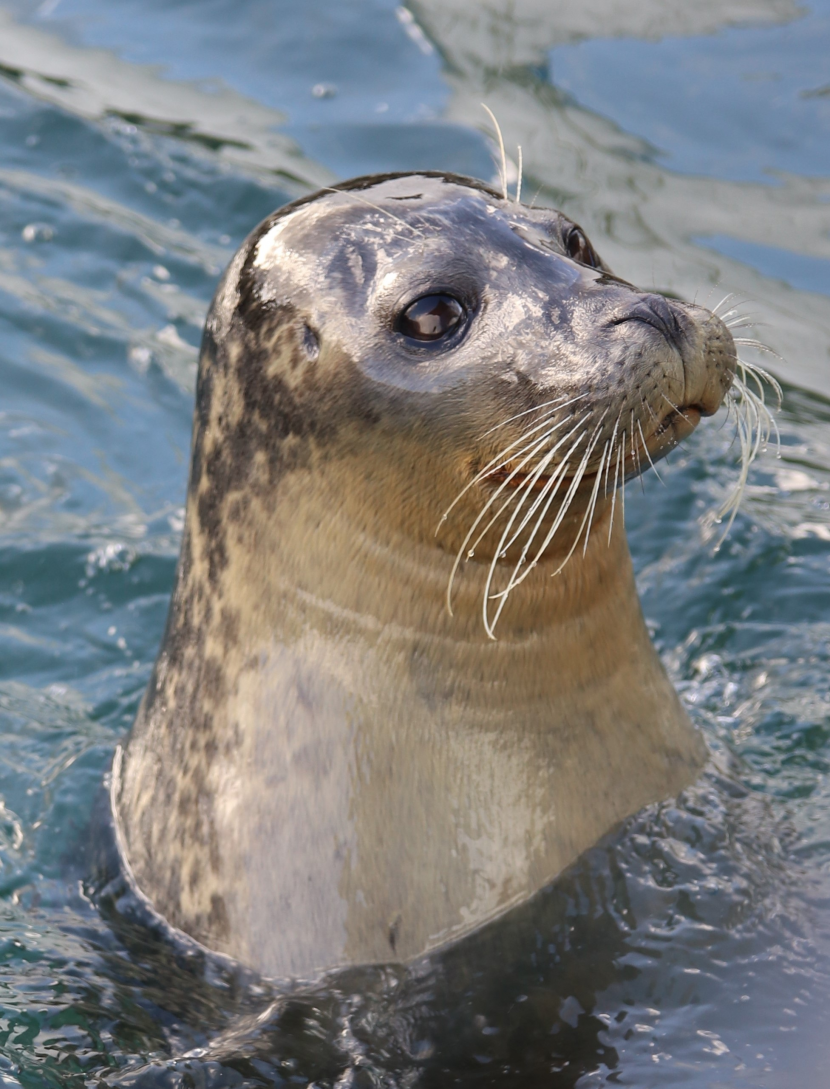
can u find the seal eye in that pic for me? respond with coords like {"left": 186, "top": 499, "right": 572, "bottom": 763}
{"left": 565, "top": 227, "right": 600, "bottom": 269}
{"left": 398, "top": 294, "right": 465, "bottom": 342}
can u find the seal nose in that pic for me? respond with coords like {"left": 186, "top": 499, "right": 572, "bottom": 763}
{"left": 613, "top": 294, "right": 686, "bottom": 353}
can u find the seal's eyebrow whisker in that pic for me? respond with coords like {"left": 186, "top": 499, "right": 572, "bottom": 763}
{"left": 321, "top": 187, "right": 426, "bottom": 239}
{"left": 528, "top": 184, "right": 544, "bottom": 210}
{"left": 482, "top": 103, "right": 508, "bottom": 203}
{"left": 515, "top": 145, "right": 523, "bottom": 205}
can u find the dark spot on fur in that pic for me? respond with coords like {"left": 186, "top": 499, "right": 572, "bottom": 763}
{"left": 388, "top": 913, "right": 402, "bottom": 953}
{"left": 202, "top": 657, "right": 226, "bottom": 704}
{"left": 302, "top": 323, "right": 320, "bottom": 362}
{"left": 208, "top": 893, "right": 230, "bottom": 940}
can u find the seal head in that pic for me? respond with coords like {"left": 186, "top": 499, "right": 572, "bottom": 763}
{"left": 113, "top": 173, "right": 735, "bottom": 980}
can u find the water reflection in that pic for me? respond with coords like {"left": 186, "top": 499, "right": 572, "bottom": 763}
{"left": 0, "top": 0, "right": 828, "bottom": 1084}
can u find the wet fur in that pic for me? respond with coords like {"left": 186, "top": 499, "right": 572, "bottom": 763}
{"left": 112, "top": 173, "right": 768, "bottom": 980}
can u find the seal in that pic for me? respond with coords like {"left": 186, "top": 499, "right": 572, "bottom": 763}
{"left": 111, "top": 171, "right": 740, "bottom": 981}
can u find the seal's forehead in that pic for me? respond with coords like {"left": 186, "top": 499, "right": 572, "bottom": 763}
{"left": 252, "top": 174, "right": 503, "bottom": 273}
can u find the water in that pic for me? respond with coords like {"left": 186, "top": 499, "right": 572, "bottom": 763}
{"left": 0, "top": 0, "right": 829, "bottom": 1084}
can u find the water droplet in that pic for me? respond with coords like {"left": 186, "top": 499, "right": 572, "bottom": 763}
{"left": 311, "top": 82, "right": 338, "bottom": 99}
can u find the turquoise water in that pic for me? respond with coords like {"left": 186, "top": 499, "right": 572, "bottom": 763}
{"left": 1, "top": 0, "right": 830, "bottom": 1085}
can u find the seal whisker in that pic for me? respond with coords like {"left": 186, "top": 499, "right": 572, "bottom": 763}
{"left": 479, "top": 392, "right": 587, "bottom": 440}
{"left": 737, "top": 356, "right": 784, "bottom": 408}
{"left": 661, "top": 393, "right": 694, "bottom": 425}
{"left": 731, "top": 337, "right": 780, "bottom": 355}
{"left": 437, "top": 408, "right": 574, "bottom": 533}
{"left": 483, "top": 460, "right": 571, "bottom": 637}
{"left": 636, "top": 418, "right": 664, "bottom": 484}
{"left": 736, "top": 357, "right": 781, "bottom": 449}
{"left": 466, "top": 418, "right": 587, "bottom": 565}
{"left": 516, "top": 145, "right": 523, "bottom": 204}
{"left": 445, "top": 419, "right": 581, "bottom": 613}
{"left": 545, "top": 436, "right": 609, "bottom": 580}
{"left": 493, "top": 423, "right": 590, "bottom": 561}
{"left": 603, "top": 415, "right": 621, "bottom": 497}
{"left": 608, "top": 440, "right": 623, "bottom": 544}
{"left": 712, "top": 355, "right": 781, "bottom": 546}
{"left": 640, "top": 395, "right": 662, "bottom": 429}
{"left": 492, "top": 411, "right": 609, "bottom": 605}
{"left": 741, "top": 359, "right": 781, "bottom": 449}
{"left": 712, "top": 292, "right": 739, "bottom": 317}
{"left": 630, "top": 409, "right": 646, "bottom": 491}
{"left": 620, "top": 428, "right": 627, "bottom": 524}
{"left": 483, "top": 457, "right": 575, "bottom": 635}
{"left": 482, "top": 104, "right": 509, "bottom": 202}
{"left": 582, "top": 441, "right": 611, "bottom": 556}
{"left": 484, "top": 426, "right": 594, "bottom": 622}
{"left": 714, "top": 382, "right": 754, "bottom": 541}
{"left": 476, "top": 419, "right": 591, "bottom": 625}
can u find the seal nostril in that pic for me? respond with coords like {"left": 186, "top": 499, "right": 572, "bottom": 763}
{"left": 646, "top": 293, "right": 683, "bottom": 342}
{"left": 611, "top": 295, "right": 685, "bottom": 352}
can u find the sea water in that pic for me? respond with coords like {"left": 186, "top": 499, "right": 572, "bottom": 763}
{"left": 1, "top": 1, "right": 829, "bottom": 1085}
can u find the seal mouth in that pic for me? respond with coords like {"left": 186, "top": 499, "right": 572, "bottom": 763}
{"left": 485, "top": 402, "right": 706, "bottom": 491}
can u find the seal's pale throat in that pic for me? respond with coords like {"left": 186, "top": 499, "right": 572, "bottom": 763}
{"left": 111, "top": 173, "right": 775, "bottom": 981}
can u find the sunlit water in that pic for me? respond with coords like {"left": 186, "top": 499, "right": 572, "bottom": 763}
{"left": 0, "top": 0, "right": 829, "bottom": 1085}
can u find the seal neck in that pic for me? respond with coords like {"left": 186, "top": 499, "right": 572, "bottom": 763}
{"left": 259, "top": 463, "right": 634, "bottom": 648}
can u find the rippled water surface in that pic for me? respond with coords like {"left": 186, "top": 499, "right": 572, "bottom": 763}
{"left": 1, "top": 0, "right": 829, "bottom": 1085}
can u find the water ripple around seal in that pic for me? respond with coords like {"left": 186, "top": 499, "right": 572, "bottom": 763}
{"left": 0, "top": 0, "right": 829, "bottom": 1085}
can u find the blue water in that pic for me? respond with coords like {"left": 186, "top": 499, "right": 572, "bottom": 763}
{"left": 549, "top": 0, "right": 830, "bottom": 184}
{"left": 695, "top": 235, "right": 830, "bottom": 297}
{"left": 1, "top": 0, "right": 830, "bottom": 1085}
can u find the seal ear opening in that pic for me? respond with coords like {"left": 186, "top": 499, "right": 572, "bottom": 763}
{"left": 302, "top": 324, "right": 320, "bottom": 362}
